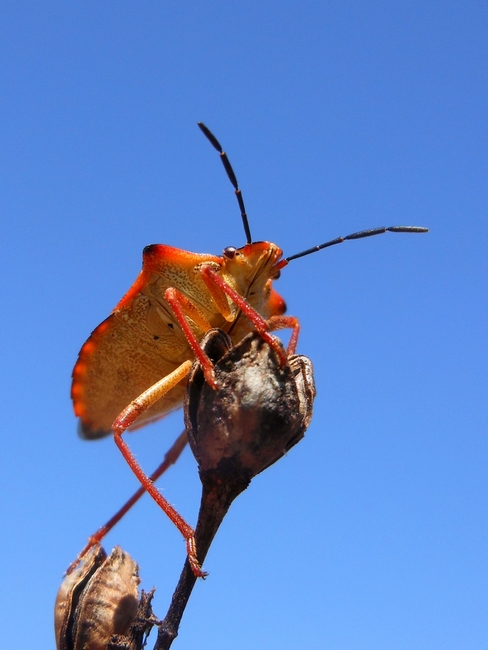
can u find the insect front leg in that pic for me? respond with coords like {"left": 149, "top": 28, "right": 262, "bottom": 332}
{"left": 112, "top": 360, "right": 207, "bottom": 578}
{"left": 200, "top": 266, "right": 299, "bottom": 364}
{"left": 267, "top": 315, "right": 301, "bottom": 355}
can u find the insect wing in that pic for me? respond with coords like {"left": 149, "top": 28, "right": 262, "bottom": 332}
{"left": 72, "top": 245, "right": 223, "bottom": 438}
{"left": 72, "top": 311, "right": 188, "bottom": 438}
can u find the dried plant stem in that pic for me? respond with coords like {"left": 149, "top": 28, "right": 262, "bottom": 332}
{"left": 155, "top": 473, "right": 250, "bottom": 650}
{"left": 109, "top": 590, "right": 159, "bottom": 650}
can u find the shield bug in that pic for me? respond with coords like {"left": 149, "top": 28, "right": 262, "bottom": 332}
{"left": 71, "top": 123, "right": 428, "bottom": 576}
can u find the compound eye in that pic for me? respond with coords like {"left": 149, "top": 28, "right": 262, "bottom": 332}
{"left": 223, "top": 246, "right": 237, "bottom": 259}
{"left": 271, "top": 269, "right": 281, "bottom": 280}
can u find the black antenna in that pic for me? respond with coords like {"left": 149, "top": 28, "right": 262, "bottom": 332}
{"left": 285, "top": 225, "right": 429, "bottom": 263}
{"left": 198, "top": 122, "right": 252, "bottom": 244}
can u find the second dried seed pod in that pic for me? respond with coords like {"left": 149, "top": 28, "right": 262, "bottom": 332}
{"left": 55, "top": 546, "right": 140, "bottom": 650}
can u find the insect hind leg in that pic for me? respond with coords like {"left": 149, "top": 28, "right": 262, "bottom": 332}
{"left": 66, "top": 429, "right": 188, "bottom": 575}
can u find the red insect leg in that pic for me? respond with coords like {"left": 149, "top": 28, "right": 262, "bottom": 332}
{"left": 67, "top": 430, "right": 188, "bottom": 575}
{"left": 164, "top": 287, "right": 218, "bottom": 388}
{"left": 110, "top": 360, "right": 206, "bottom": 577}
{"left": 267, "top": 315, "right": 301, "bottom": 355}
{"left": 200, "top": 266, "right": 300, "bottom": 361}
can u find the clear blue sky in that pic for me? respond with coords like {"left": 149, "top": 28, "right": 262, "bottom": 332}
{"left": 1, "top": 3, "right": 486, "bottom": 648}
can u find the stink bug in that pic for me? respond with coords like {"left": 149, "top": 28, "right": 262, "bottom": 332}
{"left": 71, "top": 123, "right": 428, "bottom": 576}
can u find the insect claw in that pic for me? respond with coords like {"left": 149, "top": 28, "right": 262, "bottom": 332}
{"left": 65, "top": 557, "right": 81, "bottom": 576}
{"left": 186, "top": 537, "right": 208, "bottom": 578}
{"left": 189, "top": 559, "right": 208, "bottom": 579}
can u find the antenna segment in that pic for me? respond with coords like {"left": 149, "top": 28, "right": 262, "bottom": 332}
{"left": 197, "top": 123, "right": 429, "bottom": 258}
{"left": 285, "top": 225, "right": 429, "bottom": 263}
{"left": 198, "top": 122, "right": 252, "bottom": 244}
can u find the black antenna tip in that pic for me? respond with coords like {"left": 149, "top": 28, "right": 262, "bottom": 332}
{"left": 198, "top": 122, "right": 253, "bottom": 244}
{"left": 285, "top": 224, "right": 429, "bottom": 263}
{"left": 198, "top": 122, "right": 223, "bottom": 153}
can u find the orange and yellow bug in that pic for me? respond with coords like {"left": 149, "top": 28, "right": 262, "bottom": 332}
{"left": 71, "top": 123, "right": 428, "bottom": 576}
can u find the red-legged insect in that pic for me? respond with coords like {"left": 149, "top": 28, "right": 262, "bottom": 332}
{"left": 71, "top": 122, "right": 428, "bottom": 576}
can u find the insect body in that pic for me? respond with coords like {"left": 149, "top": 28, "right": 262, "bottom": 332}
{"left": 72, "top": 242, "right": 287, "bottom": 438}
{"left": 71, "top": 123, "right": 428, "bottom": 575}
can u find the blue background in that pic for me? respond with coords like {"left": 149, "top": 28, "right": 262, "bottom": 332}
{"left": 1, "top": 2, "right": 486, "bottom": 648}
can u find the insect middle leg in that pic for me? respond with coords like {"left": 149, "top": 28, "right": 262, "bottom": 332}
{"left": 111, "top": 360, "right": 207, "bottom": 577}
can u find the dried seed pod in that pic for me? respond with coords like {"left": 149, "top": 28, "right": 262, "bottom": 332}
{"left": 55, "top": 546, "right": 107, "bottom": 650}
{"left": 185, "top": 329, "right": 316, "bottom": 484}
{"left": 55, "top": 546, "right": 140, "bottom": 650}
{"left": 153, "top": 331, "right": 316, "bottom": 648}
